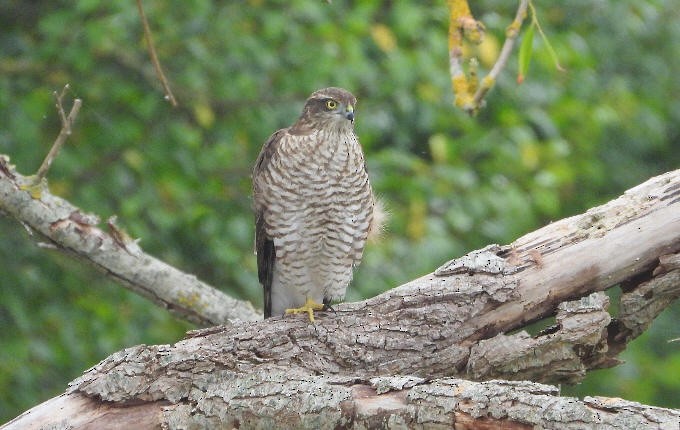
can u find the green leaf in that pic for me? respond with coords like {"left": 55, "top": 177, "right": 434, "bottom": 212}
{"left": 517, "top": 23, "right": 535, "bottom": 84}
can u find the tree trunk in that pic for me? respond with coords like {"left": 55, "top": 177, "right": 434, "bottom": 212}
{"left": 6, "top": 377, "right": 679, "bottom": 429}
{"left": 1, "top": 161, "right": 679, "bottom": 428}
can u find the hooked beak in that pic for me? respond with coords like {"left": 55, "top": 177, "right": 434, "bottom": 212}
{"left": 344, "top": 104, "right": 355, "bottom": 122}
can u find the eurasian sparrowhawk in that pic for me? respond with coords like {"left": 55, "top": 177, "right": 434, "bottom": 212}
{"left": 253, "top": 87, "right": 380, "bottom": 321}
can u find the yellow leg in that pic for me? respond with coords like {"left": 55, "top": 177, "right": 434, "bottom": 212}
{"left": 285, "top": 298, "right": 325, "bottom": 323}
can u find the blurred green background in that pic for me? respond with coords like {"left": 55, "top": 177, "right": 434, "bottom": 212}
{"left": 1, "top": 0, "right": 678, "bottom": 421}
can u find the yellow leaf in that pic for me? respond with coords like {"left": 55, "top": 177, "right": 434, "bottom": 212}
{"left": 193, "top": 103, "right": 215, "bottom": 129}
{"left": 477, "top": 34, "right": 499, "bottom": 68}
{"left": 371, "top": 24, "right": 397, "bottom": 53}
{"left": 520, "top": 141, "right": 539, "bottom": 170}
{"left": 123, "top": 148, "right": 144, "bottom": 171}
{"left": 407, "top": 198, "right": 427, "bottom": 240}
{"left": 429, "top": 134, "right": 448, "bottom": 164}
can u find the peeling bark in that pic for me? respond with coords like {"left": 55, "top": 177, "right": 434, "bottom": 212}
{"left": 467, "top": 292, "right": 615, "bottom": 383}
{"left": 1, "top": 162, "right": 679, "bottom": 428}
{"left": 5, "top": 378, "right": 679, "bottom": 429}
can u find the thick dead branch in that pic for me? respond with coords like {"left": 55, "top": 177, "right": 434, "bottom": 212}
{"left": 5, "top": 375, "right": 679, "bottom": 429}
{"left": 2, "top": 170, "right": 678, "bottom": 429}
{"left": 0, "top": 155, "right": 259, "bottom": 324}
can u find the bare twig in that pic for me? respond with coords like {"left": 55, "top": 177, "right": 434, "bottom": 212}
{"left": 54, "top": 85, "right": 69, "bottom": 126}
{"left": 35, "top": 86, "right": 82, "bottom": 183}
{"left": 467, "top": 0, "right": 530, "bottom": 114}
{"left": 135, "top": 0, "right": 178, "bottom": 107}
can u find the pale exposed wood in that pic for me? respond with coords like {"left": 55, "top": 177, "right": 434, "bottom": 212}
{"left": 2, "top": 169, "right": 678, "bottom": 429}
{"left": 3, "top": 393, "right": 167, "bottom": 430}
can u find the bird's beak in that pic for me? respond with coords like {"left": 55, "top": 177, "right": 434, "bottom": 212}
{"left": 345, "top": 104, "right": 355, "bottom": 122}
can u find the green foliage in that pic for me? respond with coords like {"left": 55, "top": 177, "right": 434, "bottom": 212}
{"left": 0, "top": 0, "right": 678, "bottom": 421}
{"left": 518, "top": 20, "right": 535, "bottom": 84}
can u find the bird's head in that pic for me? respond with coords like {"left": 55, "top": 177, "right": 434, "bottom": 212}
{"left": 293, "top": 87, "right": 357, "bottom": 133}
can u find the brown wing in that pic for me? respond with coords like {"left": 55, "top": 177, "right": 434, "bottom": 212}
{"left": 255, "top": 212, "right": 275, "bottom": 318}
{"left": 253, "top": 128, "right": 287, "bottom": 319}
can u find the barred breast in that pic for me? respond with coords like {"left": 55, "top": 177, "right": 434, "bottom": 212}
{"left": 255, "top": 128, "right": 374, "bottom": 316}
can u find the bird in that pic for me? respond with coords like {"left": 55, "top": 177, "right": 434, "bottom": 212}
{"left": 252, "top": 87, "right": 382, "bottom": 322}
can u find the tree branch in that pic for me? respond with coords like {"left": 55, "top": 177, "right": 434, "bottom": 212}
{"left": 470, "top": 0, "right": 530, "bottom": 112}
{"left": 0, "top": 155, "right": 259, "bottom": 325}
{"left": 34, "top": 86, "right": 82, "bottom": 185}
{"left": 5, "top": 374, "right": 679, "bottom": 429}
{"left": 2, "top": 170, "right": 678, "bottom": 428}
{"left": 448, "top": 0, "right": 531, "bottom": 114}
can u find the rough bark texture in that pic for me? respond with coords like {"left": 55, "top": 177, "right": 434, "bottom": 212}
{"left": 5, "top": 378, "right": 679, "bottom": 429}
{"left": 1, "top": 163, "right": 679, "bottom": 428}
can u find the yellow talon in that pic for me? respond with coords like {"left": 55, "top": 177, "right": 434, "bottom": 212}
{"left": 285, "top": 298, "right": 325, "bottom": 323}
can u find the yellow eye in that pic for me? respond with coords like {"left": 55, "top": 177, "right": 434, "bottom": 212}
{"left": 325, "top": 99, "right": 338, "bottom": 110}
